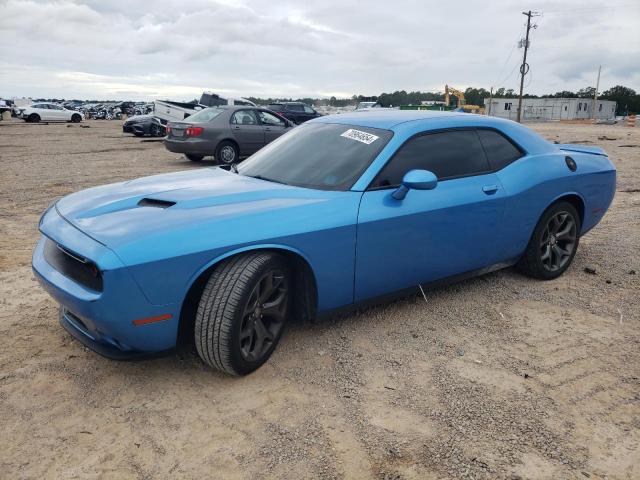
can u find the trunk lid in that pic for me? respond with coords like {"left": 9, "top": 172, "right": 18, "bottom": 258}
{"left": 557, "top": 143, "right": 607, "bottom": 156}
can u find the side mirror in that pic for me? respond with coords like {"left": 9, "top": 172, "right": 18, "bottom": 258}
{"left": 392, "top": 169, "right": 438, "bottom": 200}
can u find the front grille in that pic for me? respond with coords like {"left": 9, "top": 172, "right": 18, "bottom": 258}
{"left": 44, "top": 239, "right": 103, "bottom": 292}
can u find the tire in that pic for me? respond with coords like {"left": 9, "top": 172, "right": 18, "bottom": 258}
{"left": 71, "top": 114, "right": 82, "bottom": 123}
{"left": 195, "top": 253, "right": 291, "bottom": 376}
{"left": 28, "top": 113, "right": 40, "bottom": 123}
{"left": 517, "top": 201, "right": 581, "bottom": 280}
{"left": 150, "top": 123, "right": 164, "bottom": 137}
{"left": 186, "top": 154, "right": 204, "bottom": 162}
{"left": 215, "top": 140, "right": 239, "bottom": 165}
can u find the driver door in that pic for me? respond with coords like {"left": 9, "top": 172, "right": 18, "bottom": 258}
{"left": 354, "top": 129, "right": 507, "bottom": 302}
{"left": 258, "top": 110, "right": 289, "bottom": 143}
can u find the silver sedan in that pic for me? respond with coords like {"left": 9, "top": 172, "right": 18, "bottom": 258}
{"left": 164, "top": 105, "right": 294, "bottom": 163}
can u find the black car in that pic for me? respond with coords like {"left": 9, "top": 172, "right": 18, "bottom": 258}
{"left": 123, "top": 115, "right": 165, "bottom": 137}
{"left": 266, "top": 102, "right": 321, "bottom": 124}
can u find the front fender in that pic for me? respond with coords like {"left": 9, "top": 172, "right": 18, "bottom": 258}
{"left": 183, "top": 243, "right": 317, "bottom": 296}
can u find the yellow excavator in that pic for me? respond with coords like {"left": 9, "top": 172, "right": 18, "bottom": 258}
{"left": 444, "top": 85, "right": 483, "bottom": 114}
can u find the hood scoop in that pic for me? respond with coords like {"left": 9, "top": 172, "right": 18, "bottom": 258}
{"left": 137, "top": 198, "right": 176, "bottom": 209}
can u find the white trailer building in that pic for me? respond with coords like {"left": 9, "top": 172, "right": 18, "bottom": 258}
{"left": 484, "top": 97, "right": 616, "bottom": 121}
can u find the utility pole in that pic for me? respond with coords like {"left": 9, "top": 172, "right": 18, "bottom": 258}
{"left": 487, "top": 86, "right": 494, "bottom": 116}
{"left": 591, "top": 65, "right": 601, "bottom": 120}
{"left": 516, "top": 10, "right": 539, "bottom": 123}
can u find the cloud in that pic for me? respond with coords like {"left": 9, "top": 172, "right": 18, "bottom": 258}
{"left": 0, "top": 0, "right": 638, "bottom": 100}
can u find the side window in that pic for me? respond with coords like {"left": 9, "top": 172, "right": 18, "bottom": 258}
{"left": 258, "top": 111, "right": 285, "bottom": 127}
{"left": 289, "top": 104, "right": 304, "bottom": 112}
{"left": 303, "top": 106, "right": 315, "bottom": 114}
{"left": 231, "top": 110, "right": 258, "bottom": 125}
{"left": 371, "top": 130, "right": 490, "bottom": 188}
{"left": 477, "top": 129, "right": 523, "bottom": 171}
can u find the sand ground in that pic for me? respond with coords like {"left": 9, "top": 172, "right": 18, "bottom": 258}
{"left": 0, "top": 118, "right": 638, "bottom": 479}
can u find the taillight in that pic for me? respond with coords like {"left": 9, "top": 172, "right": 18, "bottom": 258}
{"left": 166, "top": 126, "right": 171, "bottom": 135}
{"left": 185, "top": 126, "right": 203, "bottom": 137}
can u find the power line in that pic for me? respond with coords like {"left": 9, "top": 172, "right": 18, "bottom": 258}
{"left": 492, "top": 24, "right": 526, "bottom": 88}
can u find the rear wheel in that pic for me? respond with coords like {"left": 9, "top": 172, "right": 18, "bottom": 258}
{"left": 71, "top": 113, "right": 82, "bottom": 123}
{"left": 28, "top": 113, "right": 40, "bottom": 123}
{"left": 186, "top": 154, "right": 204, "bottom": 162}
{"left": 150, "top": 123, "right": 164, "bottom": 137}
{"left": 215, "top": 140, "right": 238, "bottom": 165}
{"left": 517, "top": 201, "right": 580, "bottom": 280}
{"left": 195, "top": 253, "right": 291, "bottom": 375}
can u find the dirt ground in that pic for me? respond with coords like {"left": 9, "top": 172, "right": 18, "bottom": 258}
{"left": 0, "top": 118, "right": 638, "bottom": 480}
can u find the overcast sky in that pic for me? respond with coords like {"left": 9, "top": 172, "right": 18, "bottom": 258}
{"left": 1, "top": 0, "right": 638, "bottom": 101}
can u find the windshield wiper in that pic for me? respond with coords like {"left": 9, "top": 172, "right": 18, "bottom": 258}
{"left": 245, "top": 175, "right": 289, "bottom": 186}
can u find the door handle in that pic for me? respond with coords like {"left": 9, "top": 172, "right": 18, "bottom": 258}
{"left": 233, "top": 126, "right": 240, "bottom": 130}
{"left": 264, "top": 127, "right": 271, "bottom": 131}
{"left": 482, "top": 185, "right": 499, "bottom": 195}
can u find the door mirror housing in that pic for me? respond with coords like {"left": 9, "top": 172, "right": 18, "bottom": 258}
{"left": 392, "top": 169, "right": 438, "bottom": 200}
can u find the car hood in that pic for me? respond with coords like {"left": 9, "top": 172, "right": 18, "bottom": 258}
{"left": 125, "top": 114, "right": 154, "bottom": 123}
{"left": 55, "top": 168, "right": 332, "bottom": 251}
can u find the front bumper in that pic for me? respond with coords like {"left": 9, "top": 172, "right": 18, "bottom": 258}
{"left": 59, "top": 307, "right": 173, "bottom": 360}
{"left": 32, "top": 206, "right": 180, "bottom": 357}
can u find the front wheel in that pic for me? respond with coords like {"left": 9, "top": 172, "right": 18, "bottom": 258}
{"left": 517, "top": 201, "right": 580, "bottom": 280}
{"left": 185, "top": 154, "right": 203, "bottom": 162}
{"left": 215, "top": 140, "right": 238, "bottom": 165}
{"left": 71, "top": 113, "right": 82, "bottom": 123}
{"left": 195, "top": 253, "right": 291, "bottom": 375}
{"left": 28, "top": 113, "right": 40, "bottom": 123}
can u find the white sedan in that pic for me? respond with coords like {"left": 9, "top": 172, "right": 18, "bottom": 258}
{"left": 20, "top": 103, "right": 84, "bottom": 123}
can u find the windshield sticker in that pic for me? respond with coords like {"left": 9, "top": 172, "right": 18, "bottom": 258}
{"left": 340, "top": 129, "right": 379, "bottom": 145}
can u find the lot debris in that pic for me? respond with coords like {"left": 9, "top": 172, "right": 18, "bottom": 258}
{"left": 583, "top": 267, "right": 597, "bottom": 275}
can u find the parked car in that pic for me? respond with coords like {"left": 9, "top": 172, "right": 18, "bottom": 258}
{"left": 164, "top": 106, "right": 294, "bottom": 163}
{"left": 122, "top": 115, "right": 165, "bottom": 137}
{"left": 19, "top": 103, "right": 83, "bottom": 123}
{"left": 356, "top": 101, "right": 382, "bottom": 110}
{"left": 32, "top": 110, "right": 616, "bottom": 375}
{"left": 266, "top": 102, "right": 321, "bottom": 124}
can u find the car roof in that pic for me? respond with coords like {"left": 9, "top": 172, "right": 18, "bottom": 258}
{"left": 312, "top": 109, "right": 467, "bottom": 129}
{"left": 268, "top": 101, "right": 304, "bottom": 105}
{"left": 311, "top": 110, "right": 553, "bottom": 154}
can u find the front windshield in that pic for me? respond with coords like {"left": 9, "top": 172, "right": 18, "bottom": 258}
{"left": 237, "top": 123, "right": 393, "bottom": 191}
{"left": 186, "top": 107, "right": 224, "bottom": 123}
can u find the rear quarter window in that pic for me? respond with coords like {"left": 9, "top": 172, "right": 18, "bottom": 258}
{"left": 477, "top": 129, "right": 524, "bottom": 171}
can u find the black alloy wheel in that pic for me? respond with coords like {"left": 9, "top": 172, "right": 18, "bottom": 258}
{"left": 539, "top": 211, "right": 577, "bottom": 272}
{"left": 194, "top": 252, "right": 292, "bottom": 375}
{"left": 238, "top": 269, "right": 289, "bottom": 362}
{"left": 517, "top": 201, "right": 581, "bottom": 280}
{"left": 150, "top": 123, "right": 163, "bottom": 137}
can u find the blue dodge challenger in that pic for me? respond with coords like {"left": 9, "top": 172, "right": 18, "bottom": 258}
{"left": 32, "top": 110, "right": 616, "bottom": 375}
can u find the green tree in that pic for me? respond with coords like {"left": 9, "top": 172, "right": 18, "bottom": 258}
{"left": 601, "top": 85, "right": 639, "bottom": 115}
